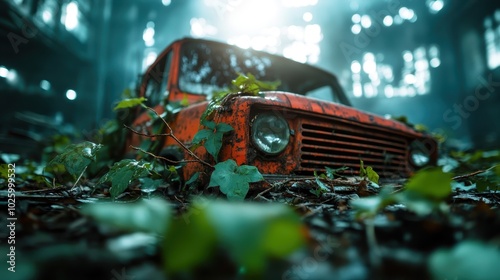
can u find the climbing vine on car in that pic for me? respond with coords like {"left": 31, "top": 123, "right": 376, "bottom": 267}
{"left": 192, "top": 120, "right": 234, "bottom": 161}
{"left": 201, "top": 73, "right": 280, "bottom": 120}
{"left": 43, "top": 74, "right": 284, "bottom": 200}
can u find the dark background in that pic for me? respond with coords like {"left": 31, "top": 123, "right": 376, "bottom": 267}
{"left": 1, "top": 0, "right": 499, "bottom": 156}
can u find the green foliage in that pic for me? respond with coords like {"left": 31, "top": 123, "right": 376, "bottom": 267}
{"left": 113, "top": 97, "right": 147, "bottom": 110}
{"left": 429, "top": 241, "right": 500, "bottom": 280}
{"left": 184, "top": 172, "right": 200, "bottom": 190}
{"left": 445, "top": 150, "right": 500, "bottom": 191}
{"left": 414, "top": 123, "right": 428, "bottom": 132}
{"left": 45, "top": 141, "right": 102, "bottom": 179}
{"left": 310, "top": 171, "right": 331, "bottom": 197}
{"left": 450, "top": 149, "right": 500, "bottom": 165}
{"left": 1, "top": 153, "right": 20, "bottom": 164}
{"left": 82, "top": 198, "right": 171, "bottom": 235}
{"left": 231, "top": 73, "right": 280, "bottom": 95}
{"left": 164, "top": 200, "right": 304, "bottom": 275}
{"left": 405, "top": 167, "right": 452, "bottom": 200}
{"left": 192, "top": 120, "right": 234, "bottom": 161}
{"left": 325, "top": 166, "right": 348, "bottom": 179}
{"left": 351, "top": 188, "right": 397, "bottom": 218}
{"left": 97, "top": 159, "right": 152, "bottom": 199}
{"left": 42, "top": 134, "right": 72, "bottom": 162}
{"left": 139, "top": 177, "right": 164, "bottom": 194}
{"left": 164, "top": 207, "right": 217, "bottom": 272}
{"left": 201, "top": 73, "right": 280, "bottom": 121}
{"left": 359, "top": 160, "right": 379, "bottom": 184}
{"left": 353, "top": 168, "right": 452, "bottom": 217}
{"left": 208, "top": 160, "right": 264, "bottom": 201}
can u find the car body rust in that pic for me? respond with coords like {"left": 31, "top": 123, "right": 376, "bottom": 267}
{"left": 126, "top": 38, "right": 438, "bottom": 182}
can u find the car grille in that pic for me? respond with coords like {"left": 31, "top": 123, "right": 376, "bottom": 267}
{"left": 297, "top": 117, "right": 410, "bottom": 177}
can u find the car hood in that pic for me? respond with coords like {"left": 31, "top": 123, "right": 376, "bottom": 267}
{"left": 253, "top": 91, "right": 422, "bottom": 137}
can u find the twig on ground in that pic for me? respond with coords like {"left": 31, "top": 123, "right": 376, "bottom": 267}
{"left": 70, "top": 166, "right": 87, "bottom": 192}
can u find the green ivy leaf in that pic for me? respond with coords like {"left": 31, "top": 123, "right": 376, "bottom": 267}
{"left": 184, "top": 172, "right": 200, "bottom": 190}
{"left": 113, "top": 97, "right": 147, "bottom": 110}
{"left": 1, "top": 153, "right": 20, "bottom": 164}
{"left": 324, "top": 166, "right": 348, "bottom": 179}
{"left": 430, "top": 241, "right": 500, "bottom": 280}
{"left": 414, "top": 124, "right": 428, "bottom": 132}
{"left": 351, "top": 188, "right": 396, "bottom": 218}
{"left": 313, "top": 171, "right": 330, "bottom": 192}
{"left": 164, "top": 207, "right": 217, "bottom": 273}
{"left": 208, "top": 160, "right": 264, "bottom": 201}
{"left": 201, "top": 73, "right": 279, "bottom": 120}
{"left": 494, "top": 165, "right": 500, "bottom": 177}
{"left": 139, "top": 177, "right": 163, "bottom": 193}
{"left": 163, "top": 200, "right": 304, "bottom": 274}
{"left": 232, "top": 73, "right": 280, "bottom": 95}
{"left": 405, "top": 167, "right": 452, "bottom": 200}
{"left": 46, "top": 141, "right": 102, "bottom": 179}
{"left": 192, "top": 121, "right": 233, "bottom": 161}
{"left": 359, "top": 160, "right": 379, "bottom": 184}
{"left": 82, "top": 198, "right": 171, "bottom": 234}
{"left": 0, "top": 164, "right": 8, "bottom": 181}
{"left": 205, "top": 201, "right": 303, "bottom": 273}
{"left": 98, "top": 159, "right": 152, "bottom": 199}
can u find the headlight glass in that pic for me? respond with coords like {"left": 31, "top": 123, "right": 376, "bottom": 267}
{"left": 251, "top": 113, "right": 290, "bottom": 155}
{"left": 410, "top": 140, "right": 431, "bottom": 167}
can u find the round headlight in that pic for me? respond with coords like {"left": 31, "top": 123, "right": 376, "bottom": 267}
{"left": 410, "top": 140, "right": 431, "bottom": 167}
{"left": 251, "top": 113, "right": 290, "bottom": 155}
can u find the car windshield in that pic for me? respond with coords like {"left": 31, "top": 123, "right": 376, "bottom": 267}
{"left": 178, "top": 40, "right": 349, "bottom": 105}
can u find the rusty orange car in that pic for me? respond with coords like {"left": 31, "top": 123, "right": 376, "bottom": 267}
{"left": 127, "top": 38, "right": 437, "bottom": 182}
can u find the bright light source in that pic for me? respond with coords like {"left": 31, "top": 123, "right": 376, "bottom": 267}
{"left": 384, "top": 85, "right": 394, "bottom": 98}
{"left": 361, "top": 15, "right": 371, "bottom": 28}
{"left": 230, "top": 35, "right": 251, "bottom": 49}
{"left": 228, "top": 0, "right": 279, "bottom": 30}
{"left": 403, "top": 51, "right": 413, "bottom": 62}
{"left": 281, "top": 0, "right": 318, "bottom": 7}
{"left": 352, "top": 14, "right": 361, "bottom": 23}
{"left": 0, "top": 66, "right": 8, "bottom": 78}
{"left": 283, "top": 42, "right": 308, "bottom": 63}
{"left": 142, "top": 51, "right": 157, "bottom": 70}
{"left": 143, "top": 23, "right": 155, "bottom": 46}
{"left": 66, "top": 89, "right": 77, "bottom": 100}
{"left": 64, "top": 2, "right": 79, "bottom": 31}
{"left": 382, "top": 65, "right": 394, "bottom": 81}
{"left": 303, "top": 12, "right": 313, "bottom": 22}
{"left": 363, "top": 52, "right": 375, "bottom": 61}
{"left": 404, "top": 74, "right": 416, "bottom": 84}
{"left": 42, "top": 10, "right": 53, "bottom": 23}
{"left": 399, "top": 7, "right": 414, "bottom": 20}
{"left": 429, "top": 0, "right": 444, "bottom": 13}
{"left": 6, "top": 69, "right": 17, "bottom": 82}
{"left": 430, "top": 57, "right": 441, "bottom": 68}
{"left": 351, "top": 24, "right": 361, "bottom": 34}
{"left": 162, "top": 0, "right": 171, "bottom": 6}
{"left": 383, "top": 16, "right": 393, "bottom": 26}
{"left": 304, "top": 24, "right": 322, "bottom": 43}
{"left": 364, "top": 83, "right": 376, "bottom": 98}
{"left": 369, "top": 73, "right": 380, "bottom": 85}
{"left": 353, "top": 82, "right": 362, "bottom": 97}
{"left": 351, "top": 61, "right": 361, "bottom": 73}
{"left": 363, "top": 60, "right": 376, "bottom": 74}
{"left": 40, "top": 80, "right": 51, "bottom": 91}
{"left": 415, "top": 59, "right": 429, "bottom": 71}
{"left": 407, "top": 87, "right": 417, "bottom": 97}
